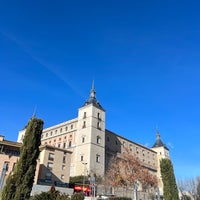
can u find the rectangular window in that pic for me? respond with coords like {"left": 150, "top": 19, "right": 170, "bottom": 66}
{"left": 4, "top": 162, "right": 9, "bottom": 171}
{"left": 82, "top": 137, "right": 85, "bottom": 143}
{"left": 97, "top": 136, "right": 101, "bottom": 144}
{"left": 97, "top": 122, "right": 101, "bottom": 130}
{"left": 63, "top": 156, "right": 66, "bottom": 163}
{"left": 122, "top": 141, "right": 126, "bottom": 147}
{"left": 83, "top": 112, "right": 87, "bottom": 118}
{"left": 48, "top": 153, "right": 54, "bottom": 161}
{"left": 61, "top": 174, "right": 65, "bottom": 180}
{"left": 63, "top": 143, "right": 66, "bottom": 148}
{"left": 82, "top": 121, "right": 86, "bottom": 128}
{"left": 47, "top": 162, "right": 53, "bottom": 170}
{"left": 96, "top": 154, "right": 100, "bottom": 163}
{"left": 62, "top": 165, "right": 65, "bottom": 170}
{"left": 81, "top": 155, "right": 84, "bottom": 161}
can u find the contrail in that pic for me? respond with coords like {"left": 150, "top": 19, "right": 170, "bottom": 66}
{"left": 0, "top": 30, "right": 86, "bottom": 99}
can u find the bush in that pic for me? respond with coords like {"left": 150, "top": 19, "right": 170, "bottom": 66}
{"left": 30, "top": 192, "right": 52, "bottom": 200}
{"left": 109, "top": 197, "right": 131, "bottom": 200}
{"left": 30, "top": 185, "right": 70, "bottom": 200}
{"left": 71, "top": 192, "right": 84, "bottom": 200}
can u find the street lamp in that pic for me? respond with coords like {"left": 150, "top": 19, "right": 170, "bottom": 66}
{"left": 82, "top": 162, "right": 87, "bottom": 194}
{"left": 133, "top": 181, "right": 139, "bottom": 200}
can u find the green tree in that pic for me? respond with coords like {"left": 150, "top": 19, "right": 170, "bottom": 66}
{"left": 2, "top": 117, "right": 44, "bottom": 200}
{"left": 30, "top": 185, "right": 70, "bottom": 200}
{"left": 160, "top": 158, "right": 179, "bottom": 200}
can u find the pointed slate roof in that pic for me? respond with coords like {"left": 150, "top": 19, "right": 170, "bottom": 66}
{"left": 83, "top": 81, "right": 105, "bottom": 111}
{"left": 152, "top": 130, "right": 169, "bottom": 150}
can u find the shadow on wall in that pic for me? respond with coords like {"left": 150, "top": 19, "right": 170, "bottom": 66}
{"left": 105, "top": 130, "right": 122, "bottom": 172}
{"left": 37, "top": 164, "right": 68, "bottom": 187}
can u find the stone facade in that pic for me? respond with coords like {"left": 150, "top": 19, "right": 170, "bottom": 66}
{"left": 0, "top": 135, "right": 20, "bottom": 189}
{"left": 0, "top": 136, "right": 71, "bottom": 188}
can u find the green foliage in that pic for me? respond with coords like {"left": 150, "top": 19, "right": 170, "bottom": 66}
{"left": 71, "top": 192, "right": 84, "bottom": 200}
{"left": 30, "top": 192, "right": 52, "bottom": 200}
{"left": 70, "top": 174, "right": 102, "bottom": 185}
{"left": 160, "top": 158, "right": 179, "bottom": 200}
{"left": 98, "top": 197, "right": 131, "bottom": 200}
{"left": 2, "top": 117, "right": 44, "bottom": 200}
{"left": 30, "top": 185, "right": 70, "bottom": 200}
{"left": 70, "top": 176, "right": 88, "bottom": 184}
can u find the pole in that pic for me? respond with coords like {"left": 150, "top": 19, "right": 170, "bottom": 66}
{"left": 90, "top": 176, "right": 95, "bottom": 198}
{"left": 157, "top": 187, "right": 160, "bottom": 200}
{"left": 133, "top": 182, "right": 138, "bottom": 200}
{"left": 82, "top": 162, "right": 87, "bottom": 194}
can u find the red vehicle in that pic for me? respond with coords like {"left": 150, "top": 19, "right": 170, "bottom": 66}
{"left": 74, "top": 184, "right": 91, "bottom": 196}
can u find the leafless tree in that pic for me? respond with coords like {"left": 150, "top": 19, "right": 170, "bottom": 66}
{"left": 106, "top": 147, "right": 157, "bottom": 195}
{"left": 177, "top": 177, "right": 200, "bottom": 200}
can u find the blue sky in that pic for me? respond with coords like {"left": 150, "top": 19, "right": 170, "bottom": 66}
{"left": 1, "top": 0, "right": 200, "bottom": 179}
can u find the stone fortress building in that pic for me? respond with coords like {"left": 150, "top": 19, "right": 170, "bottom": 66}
{"left": 16, "top": 83, "right": 170, "bottom": 196}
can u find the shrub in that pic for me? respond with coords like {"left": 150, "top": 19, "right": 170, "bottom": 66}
{"left": 71, "top": 192, "right": 84, "bottom": 200}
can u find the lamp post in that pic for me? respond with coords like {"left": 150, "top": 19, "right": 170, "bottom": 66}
{"left": 90, "top": 176, "right": 96, "bottom": 197}
{"left": 82, "top": 162, "right": 87, "bottom": 194}
{"left": 133, "top": 182, "right": 139, "bottom": 200}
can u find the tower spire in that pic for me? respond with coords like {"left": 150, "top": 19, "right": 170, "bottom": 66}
{"left": 90, "top": 80, "right": 96, "bottom": 99}
{"left": 152, "top": 130, "right": 168, "bottom": 150}
{"left": 156, "top": 129, "right": 160, "bottom": 140}
{"left": 82, "top": 81, "right": 104, "bottom": 111}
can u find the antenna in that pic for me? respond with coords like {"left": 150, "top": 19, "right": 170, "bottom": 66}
{"left": 32, "top": 106, "right": 37, "bottom": 118}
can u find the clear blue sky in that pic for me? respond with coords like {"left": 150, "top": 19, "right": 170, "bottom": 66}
{"left": 1, "top": 0, "right": 200, "bottom": 180}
